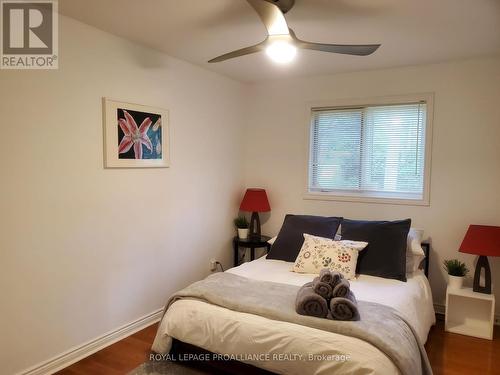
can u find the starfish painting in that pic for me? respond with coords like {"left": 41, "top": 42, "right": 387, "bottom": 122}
{"left": 118, "top": 110, "right": 153, "bottom": 159}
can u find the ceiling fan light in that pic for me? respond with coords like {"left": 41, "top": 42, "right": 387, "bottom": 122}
{"left": 265, "top": 41, "right": 297, "bottom": 63}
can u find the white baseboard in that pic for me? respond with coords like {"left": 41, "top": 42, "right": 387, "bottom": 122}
{"left": 17, "top": 308, "right": 163, "bottom": 375}
{"left": 433, "top": 303, "right": 499, "bottom": 325}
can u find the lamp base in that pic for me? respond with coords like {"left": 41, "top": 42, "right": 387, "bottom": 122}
{"left": 249, "top": 212, "right": 261, "bottom": 239}
{"left": 473, "top": 255, "right": 491, "bottom": 294}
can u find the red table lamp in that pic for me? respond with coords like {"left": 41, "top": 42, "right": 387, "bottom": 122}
{"left": 459, "top": 225, "right": 500, "bottom": 294}
{"left": 239, "top": 188, "right": 270, "bottom": 238}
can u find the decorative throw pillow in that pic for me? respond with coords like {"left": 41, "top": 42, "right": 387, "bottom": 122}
{"left": 267, "top": 214, "right": 342, "bottom": 262}
{"left": 292, "top": 234, "right": 368, "bottom": 280}
{"left": 341, "top": 218, "right": 411, "bottom": 282}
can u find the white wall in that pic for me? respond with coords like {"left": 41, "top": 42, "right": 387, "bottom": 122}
{"left": 243, "top": 57, "right": 500, "bottom": 313}
{"left": 0, "top": 16, "right": 245, "bottom": 375}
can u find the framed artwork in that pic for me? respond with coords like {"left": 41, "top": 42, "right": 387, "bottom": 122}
{"left": 103, "top": 98, "right": 169, "bottom": 168}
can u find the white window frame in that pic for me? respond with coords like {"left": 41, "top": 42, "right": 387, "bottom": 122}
{"left": 304, "top": 93, "right": 434, "bottom": 206}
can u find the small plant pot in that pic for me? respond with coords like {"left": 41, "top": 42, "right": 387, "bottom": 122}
{"left": 237, "top": 228, "right": 249, "bottom": 240}
{"left": 448, "top": 275, "right": 464, "bottom": 290}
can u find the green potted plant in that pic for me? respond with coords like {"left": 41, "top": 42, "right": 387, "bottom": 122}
{"left": 234, "top": 216, "right": 249, "bottom": 240}
{"left": 443, "top": 259, "right": 469, "bottom": 290}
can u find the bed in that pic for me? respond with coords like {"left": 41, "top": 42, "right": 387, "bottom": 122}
{"left": 151, "top": 243, "right": 435, "bottom": 375}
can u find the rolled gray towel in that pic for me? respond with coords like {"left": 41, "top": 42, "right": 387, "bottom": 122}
{"left": 330, "top": 271, "right": 344, "bottom": 289}
{"left": 312, "top": 277, "right": 333, "bottom": 299}
{"left": 330, "top": 291, "right": 360, "bottom": 321}
{"left": 319, "top": 268, "right": 334, "bottom": 284}
{"left": 295, "top": 283, "right": 329, "bottom": 318}
{"left": 319, "top": 269, "right": 344, "bottom": 289}
{"left": 332, "top": 279, "right": 350, "bottom": 298}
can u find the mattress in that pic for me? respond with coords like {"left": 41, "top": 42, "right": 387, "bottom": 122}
{"left": 152, "top": 256, "right": 435, "bottom": 375}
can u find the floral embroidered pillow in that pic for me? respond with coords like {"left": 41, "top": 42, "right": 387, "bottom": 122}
{"left": 292, "top": 234, "right": 368, "bottom": 279}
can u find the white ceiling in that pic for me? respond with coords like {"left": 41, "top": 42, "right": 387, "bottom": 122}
{"left": 59, "top": 0, "right": 500, "bottom": 83}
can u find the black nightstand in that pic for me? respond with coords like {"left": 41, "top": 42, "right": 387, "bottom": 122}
{"left": 233, "top": 235, "right": 271, "bottom": 267}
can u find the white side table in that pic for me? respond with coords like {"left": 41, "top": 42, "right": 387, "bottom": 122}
{"left": 445, "top": 286, "right": 495, "bottom": 340}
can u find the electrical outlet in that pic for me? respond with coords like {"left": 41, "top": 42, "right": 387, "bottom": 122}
{"left": 209, "top": 259, "right": 217, "bottom": 272}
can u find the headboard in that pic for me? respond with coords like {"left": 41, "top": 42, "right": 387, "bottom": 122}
{"left": 421, "top": 242, "right": 430, "bottom": 277}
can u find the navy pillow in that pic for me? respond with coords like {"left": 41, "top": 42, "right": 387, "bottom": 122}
{"left": 267, "top": 214, "right": 342, "bottom": 262}
{"left": 341, "top": 218, "right": 411, "bottom": 282}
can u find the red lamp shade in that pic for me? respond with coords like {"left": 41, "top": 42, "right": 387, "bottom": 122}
{"left": 239, "top": 188, "right": 270, "bottom": 212}
{"left": 459, "top": 225, "right": 500, "bottom": 257}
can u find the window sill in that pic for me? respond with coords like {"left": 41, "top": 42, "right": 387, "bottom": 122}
{"left": 303, "top": 191, "right": 430, "bottom": 206}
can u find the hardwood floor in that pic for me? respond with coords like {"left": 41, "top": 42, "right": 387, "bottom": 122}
{"left": 56, "top": 324, "right": 158, "bottom": 375}
{"left": 425, "top": 320, "right": 500, "bottom": 374}
{"left": 57, "top": 320, "right": 500, "bottom": 374}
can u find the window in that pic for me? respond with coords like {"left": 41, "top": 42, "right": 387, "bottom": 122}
{"left": 307, "top": 97, "right": 432, "bottom": 205}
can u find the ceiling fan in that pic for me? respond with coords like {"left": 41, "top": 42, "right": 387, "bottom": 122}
{"left": 208, "top": 0, "right": 381, "bottom": 64}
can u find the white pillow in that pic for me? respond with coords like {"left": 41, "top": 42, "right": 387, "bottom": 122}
{"left": 406, "top": 229, "right": 425, "bottom": 273}
{"left": 407, "top": 228, "right": 425, "bottom": 255}
{"left": 292, "top": 234, "right": 368, "bottom": 280}
{"left": 407, "top": 254, "right": 425, "bottom": 273}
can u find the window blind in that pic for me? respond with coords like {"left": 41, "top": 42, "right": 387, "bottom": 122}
{"left": 309, "top": 102, "right": 427, "bottom": 200}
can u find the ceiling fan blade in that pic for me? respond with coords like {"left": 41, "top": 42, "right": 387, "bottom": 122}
{"left": 247, "top": 0, "right": 289, "bottom": 35}
{"left": 297, "top": 41, "right": 380, "bottom": 56}
{"left": 208, "top": 39, "right": 267, "bottom": 63}
{"left": 289, "top": 29, "right": 380, "bottom": 56}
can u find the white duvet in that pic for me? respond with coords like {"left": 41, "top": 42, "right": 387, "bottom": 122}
{"left": 152, "top": 256, "right": 435, "bottom": 375}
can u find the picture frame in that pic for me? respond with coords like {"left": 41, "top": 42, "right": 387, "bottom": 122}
{"left": 103, "top": 98, "right": 169, "bottom": 168}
